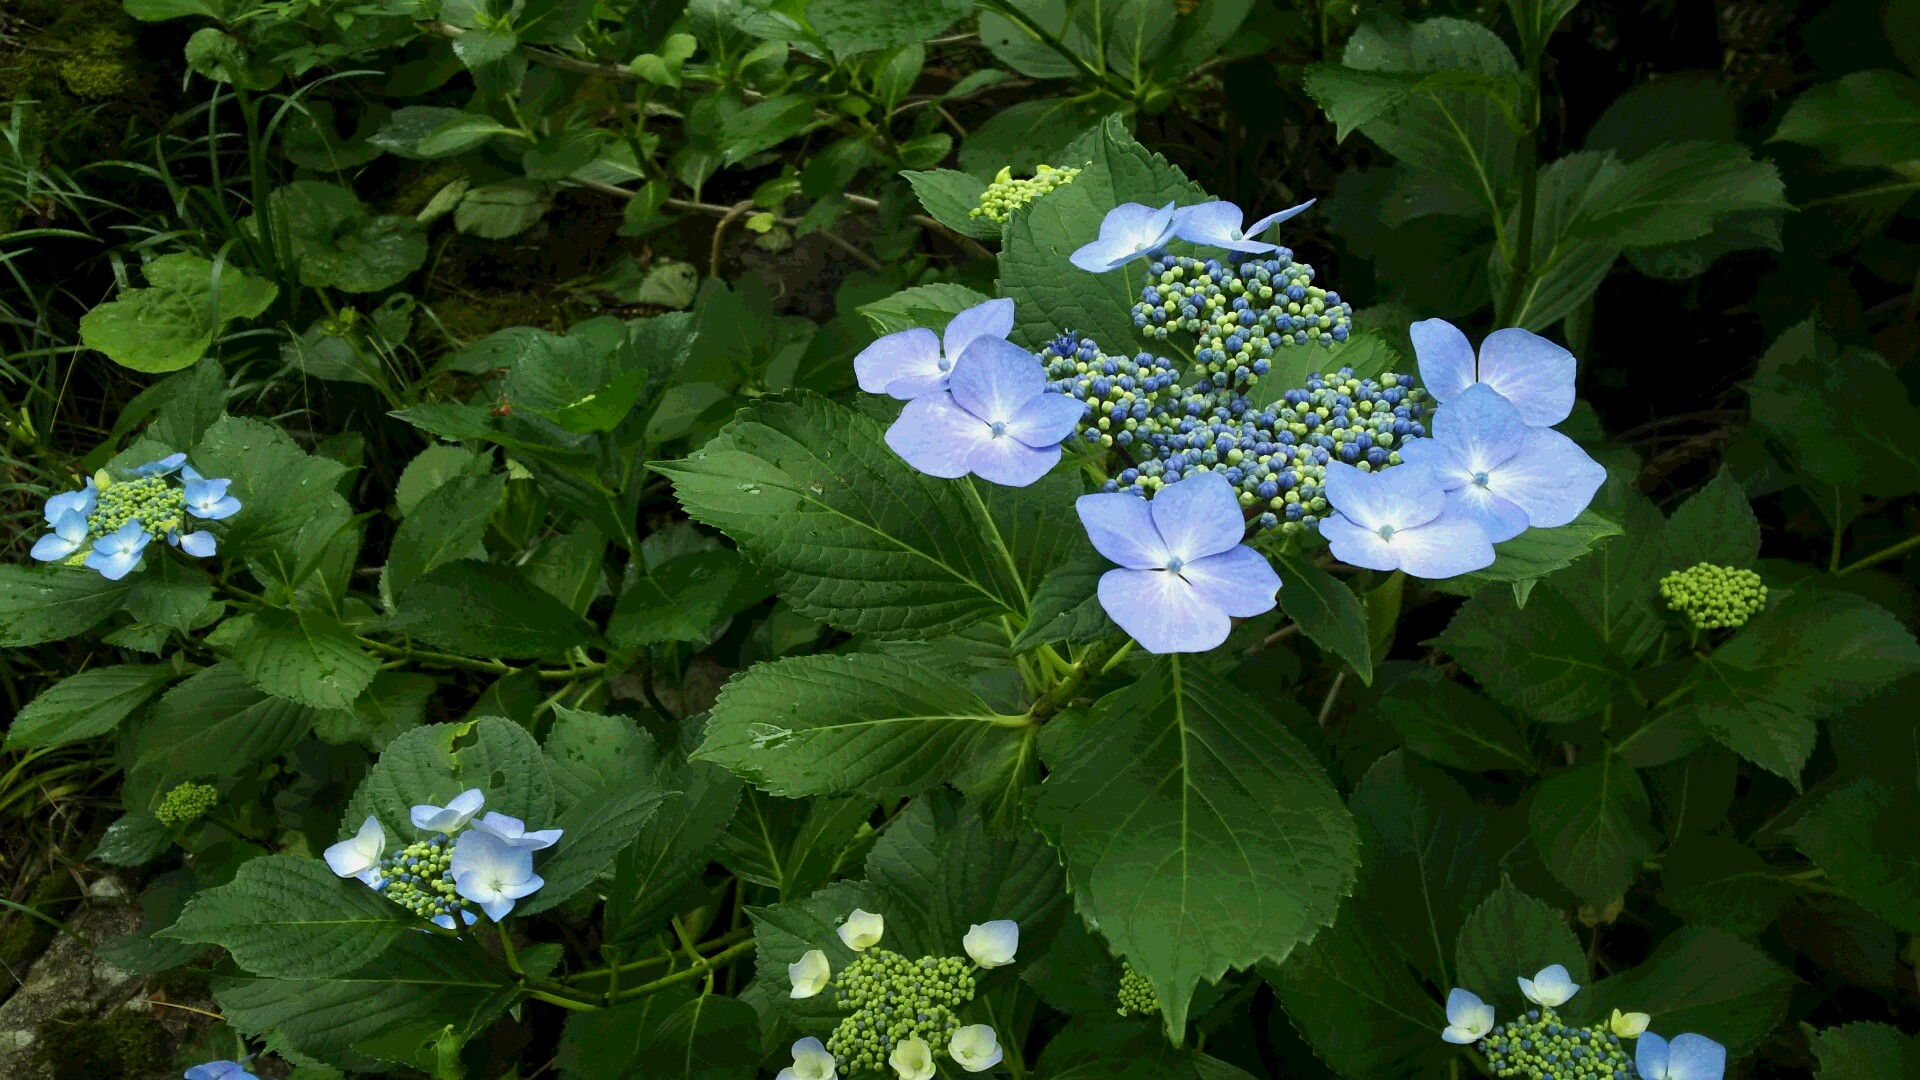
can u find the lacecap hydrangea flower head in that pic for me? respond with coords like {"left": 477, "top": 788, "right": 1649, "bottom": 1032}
{"left": 30, "top": 454, "right": 240, "bottom": 579}
{"left": 777, "top": 908, "right": 1018, "bottom": 1077}
{"left": 1440, "top": 964, "right": 1725, "bottom": 1080}
{"left": 322, "top": 788, "right": 561, "bottom": 928}
{"left": 852, "top": 192, "right": 1608, "bottom": 655}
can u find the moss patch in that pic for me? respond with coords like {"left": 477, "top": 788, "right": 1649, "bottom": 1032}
{"left": 32, "top": 1008, "right": 171, "bottom": 1080}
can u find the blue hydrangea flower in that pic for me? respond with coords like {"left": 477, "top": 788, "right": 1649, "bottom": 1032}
{"left": 1173, "top": 199, "right": 1315, "bottom": 254}
{"left": 1637, "top": 1032, "right": 1726, "bottom": 1080}
{"left": 30, "top": 510, "right": 89, "bottom": 563}
{"left": 184, "top": 1061, "right": 252, "bottom": 1080}
{"left": 44, "top": 480, "right": 97, "bottom": 523}
{"left": 854, "top": 298, "right": 1015, "bottom": 401}
{"left": 130, "top": 452, "right": 187, "bottom": 477}
{"left": 83, "top": 519, "right": 151, "bottom": 580}
{"left": 1517, "top": 963, "right": 1580, "bottom": 1008}
{"left": 1075, "top": 471, "right": 1281, "bottom": 653}
{"left": 1441, "top": 987, "right": 1494, "bottom": 1044}
{"left": 411, "top": 788, "right": 486, "bottom": 833}
{"left": 1319, "top": 461, "right": 1494, "bottom": 579}
{"left": 171, "top": 528, "right": 218, "bottom": 558}
{"left": 182, "top": 465, "right": 242, "bottom": 520}
{"left": 323, "top": 815, "right": 387, "bottom": 885}
{"left": 1070, "top": 202, "right": 1181, "bottom": 273}
{"left": 451, "top": 828, "right": 544, "bottom": 921}
{"left": 1412, "top": 319, "right": 1576, "bottom": 428}
{"left": 886, "top": 336, "right": 1087, "bottom": 487}
{"left": 1398, "top": 384, "right": 1606, "bottom": 543}
{"left": 472, "top": 811, "right": 563, "bottom": 850}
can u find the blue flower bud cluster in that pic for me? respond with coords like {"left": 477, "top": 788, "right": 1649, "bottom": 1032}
{"left": 1115, "top": 962, "right": 1159, "bottom": 1018}
{"left": 826, "top": 949, "right": 977, "bottom": 1075}
{"left": 372, "top": 834, "right": 471, "bottom": 926}
{"left": 1483, "top": 1008, "right": 1638, "bottom": 1080}
{"left": 1043, "top": 334, "right": 1180, "bottom": 449}
{"left": 1131, "top": 252, "right": 1352, "bottom": 350}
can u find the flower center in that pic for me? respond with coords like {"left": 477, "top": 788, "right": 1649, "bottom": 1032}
{"left": 1378, "top": 525, "right": 1396, "bottom": 540}
{"left": 937, "top": 357, "right": 952, "bottom": 372}
{"left": 1165, "top": 556, "right": 1186, "bottom": 574}
{"left": 1472, "top": 470, "right": 1490, "bottom": 487}
{"left": 989, "top": 421, "right": 1007, "bottom": 437}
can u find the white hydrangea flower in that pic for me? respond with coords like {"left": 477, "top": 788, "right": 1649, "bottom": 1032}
{"left": 1518, "top": 963, "right": 1580, "bottom": 1008}
{"left": 837, "top": 908, "right": 885, "bottom": 952}
{"left": 1611, "top": 1009, "right": 1651, "bottom": 1038}
{"left": 789, "top": 949, "right": 831, "bottom": 999}
{"left": 949, "top": 1025, "right": 1004, "bottom": 1073}
{"left": 1441, "top": 988, "right": 1494, "bottom": 1044}
{"left": 322, "top": 816, "right": 385, "bottom": 884}
{"left": 776, "top": 1037, "right": 836, "bottom": 1080}
{"left": 888, "top": 1036, "right": 935, "bottom": 1080}
{"left": 962, "top": 919, "right": 1019, "bottom": 969}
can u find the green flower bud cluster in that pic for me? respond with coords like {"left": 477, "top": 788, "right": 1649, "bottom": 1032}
{"left": 373, "top": 835, "right": 470, "bottom": 925}
{"left": 153, "top": 781, "right": 218, "bottom": 827}
{"left": 826, "top": 949, "right": 976, "bottom": 1075}
{"left": 1482, "top": 1008, "right": 1636, "bottom": 1080}
{"left": 1659, "top": 562, "right": 1767, "bottom": 630}
{"left": 971, "top": 164, "right": 1081, "bottom": 224}
{"left": 89, "top": 475, "right": 186, "bottom": 542}
{"left": 1116, "top": 962, "right": 1159, "bottom": 1018}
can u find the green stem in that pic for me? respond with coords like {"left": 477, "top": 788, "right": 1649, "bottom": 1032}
{"left": 566, "top": 928, "right": 754, "bottom": 985}
{"left": 606, "top": 940, "right": 756, "bottom": 1003}
{"left": 1498, "top": 56, "right": 1542, "bottom": 325}
{"left": 975, "top": 0, "right": 1134, "bottom": 101}
{"left": 1836, "top": 530, "right": 1920, "bottom": 575}
{"left": 1027, "top": 640, "right": 1121, "bottom": 721}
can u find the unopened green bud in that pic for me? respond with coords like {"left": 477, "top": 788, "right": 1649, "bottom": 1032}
{"left": 1659, "top": 562, "right": 1767, "bottom": 630}
{"left": 154, "top": 781, "right": 219, "bottom": 827}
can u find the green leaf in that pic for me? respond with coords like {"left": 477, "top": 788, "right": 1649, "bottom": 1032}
{"left": 192, "top": 414, "right": 352, "bottom": 565}
{"left": 653, "top": 393, "right": 1057, "bottom": 637}
{"left": 514, "top": 779, "right": 668, "bottom": 916}
{"left": 956, "top": 96, "right": 1106, "bottom": 178}
{"left": 4, "top": 663, "right": 178, "bottom": 749}
{"left": 1570, "top": 927, "right": 1795, "bottom": 1053}
{"left": 1566, "top": 141, "right": 1790, "bottom": 247}
{"left": 1674, "top": 591, "right": 1920, "bottom": 787}
{"left": 1492, "top": 150, "right": 1621, "bottom": 330}
{"left": 1528, "top": 758, "right": 1657, "bottom": 907}
{"left": 608, "top": 548, "right": 772, "bottom": 648}
{"left": 1349, "top": 751, "right": 1500, "bottom": 986}
{"left": 127, "top": 557, "right": 214, "bottom": 633}
{"left": 0, "top": 565, "right": 132, "bottom": 645}
{"left": 1808, "top": 1022, "right": 1920, "bottom": 1080}
{"left": 1548, "top": 487, "right": 1668, "bottom": 665}
{"left": 383, "top": 472, "right": 504, "bottom": 602}
{"left": 1748, "top": 324, "right": 1920, "bottom": 498}
{"left": 901, "top": 169, "right": 1000, "bottom": 239}
{"left": 857, "top": 282, "right": 996, "bottom": 337}
{"left": 1032, "top": 658, "right": 1359, "bottom": 1037}
{"left": 1433, "top": 585, "right": 1621, "bottom": 724}
{"left": 452, "top": 25, "right": 518, "bottom": 68}
{"left": 1657, "top": 832, "right": 1790, "bottom": 936}
{"left": 230, "top": 607, "right": 378, "bottom": 711}
{"left": 1453, "top": 877, "right": 1586, "bottom": 1014}
{"left": 267, "top": 182, "right": 429, "bottom": 294}
{"left": 559, "top": 989, "right": 762, "bottom": 1080}
{"left": 395, "top": 445, "right": 487, "bottom": 517}
{"left": 454, "top": 182, "right": 550, "bottom": 239}
{"left": 79, "top": 254, "right": 277, "bottom": 373}
{"left": 604, "top": 752, "right": 742, "bottom": 944}
{"left": 1380, "top": 665, "right": 1535, "bottom": 773}
{"left": 1264, "top": 906, "right": 1451, "bottom": 1077}
{"left": 343, "top": 715, "right": 555, "bottom": 843}
{"left": 391, "top": 560, "right": 598, "bottom": 659}
{"left": 1504, "top": 0, "right": 1581, "bottom": 62}
{"left": 538, "top": 367, "right": 650, "bottom": 433}
{"left": 92, "top": 811, "right": 172, "bottom": 866}
{"left": 1304, "top": 63, "right": 1524, "bottom": 141}
{"left": 715, "top": 789, "right": 876, "bottom": 904}
{"left": 863, "top": 790, "right": 1065, "bottom": 948}
{"left": 1664, "top": 467, "right": 1760, "bottom": 568}
{"left": 1273, "top": 551, "right": 1374, "bottom": 683}
{"left": 1785, "top": 778, "right": 1920, "bottom": 934}
{"left": 133, "top": 662, "right": 316, "bottom": 787}
{"left": 314, "top": 672, "right": 433, "bottom": 752}
{"left": 403, "top": 111, "right": 515, "bottom": 158}
{"left": 164, "top": 855, "right": 410, "bottom": 978}
{"left": 999, "top": 115, "right": 1209, "bottom": 353}
{"left": 1035, "top": 1019, "right": 1262, "bottom": 1080}
{"left": 719, "top": 95, "right": 818, "bottom": 165}
{"left": 1009, "top": 546, "right": 1114, "bottom": 651}
{"left": 1772, "top": 71, "right": 1920, "bottom": 170}
{"left": 807, "top": 0, "right": 972, "bottom": 57}
{"left": 542, "top": 706, "right": 657, "bottom": 805}
{"left": 696, "top": 651, "right": 1028, "bottom": 798}
{"left": 1435, "top": 510, "right": 1624, "bottom": 594}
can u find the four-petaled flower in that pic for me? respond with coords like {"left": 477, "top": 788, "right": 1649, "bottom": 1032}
{"left": 185, "top": 1061, "right": 252, "bottom": 1080}
{"left": 1441, "top": 987, "right": 1494, "bottom": 1045}
{"left": 30, "top": 510, "right": 89, "bottom": 563}
{"left": 1070, "top": 202, "right": 1181, "bottom": 273}
{"left": 837, "top": 908, "right": 885, "bottom": 952}
{"left": 412, "top": 789, "right": 487, "bottom": 833}
{"left": 1413, "top": 319, "right": 1577, "bottom": 429}
{"left": 1399, "top": 384, "right": 1605, "bottom": 543}
{"left": 1517, "top": 963, "right": 1580, "bottom": 1008}
{"left": 777, "top": 1037, "right": 838, "bottom": 1080}
{"left": 44, "top": 481, "right": 97, "bottom": 524}
{"left": 1173, "top": 199, "right": 1315, "bottom": 254}
{"left": 450, "top": 828, "right": 545, "bottom": 921}
{"left": 789, "top": 948, "right": 831, "bottom": 999}
{"left": 886, "top": 336, "right": 1086, "bottom": 488}
{"left": 949, "top": 1025, "right": 1004, "bottom": 1074}
{"left": 182, "top": 465, "right": 243, "bottom": 520}
{"left": 888, "top": 1035, "right": 936, "bottom": 1080}
{"left": 1075, "top": 472, "right": 1281, "bottom": 653}
{"left": 323, "top": 815, "right": 387, "bottom": 885}
{"left": 963, "top": 920, "right": 1019, "bottom": 969}
{"left": 1319, "top": 461, "right": 1494, "bottom": 580}
{"left": 84, "top": 519, "right": 151, "bottom": 581}
{"left": 1611, "top": 1009, "right": 1651, "bottom": 1038}
{"left": 855, "top": 298, "right": 1015, "bottom": 400}
{"left": 472, "top": 811, "right": 563, "bottom": 850}
{"left": 1636, "top": 1032, "right": 1726, "bottom": 1080}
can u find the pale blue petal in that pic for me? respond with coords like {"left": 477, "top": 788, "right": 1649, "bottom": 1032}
{"left": 1440, "top": 1028, "right": 1480, "bottom": 1045}
{"left": 30, "top": 531, "right": 82, "bottom": 562}
{"left": 1179, "top": 545, "right": 1280, "bottom": 617}
{"left": 1665, "top": 1034, "right": 1726, "bottom": 1080}
{"left": 1434, "top": 384, "right": 1528, "bottom": 479}
{"left": 1004, "top": 391, "right": 1086, "bottom": 448}
{"left": 1477, "top": 327, "right": 1577, "bottom": 427}
{"left": 131, "top": 452, "right": 187, "bottom": 477}
{"left": 854, "top": 327, "right": 943, "bottom": 399}
{"left": 44, "top": 484, "right": 95, "bottom": 524}
{"left": 967, "top": 436, "right": 1060, "bottom": 487}
{"left": 1493, "top": 427, "right": 1607, "bottom": 529}
{"left": 1444, "top": 486, "right": 1530, "bottom": 544}
{"left": 1149, "top": 472, "right": 1245, "bottom": 561}
{"left": 177, "top": 530, "right": 219, "bottom": 557}
{"left": 1319, "top": 513, "right": 1399, "bottom": 571}
{"left": 84, "top": 544, "right": 145, "bottom": 580}
{"left": 1076, "top": 492, "right": 1170, "bottom": 570}
{"left": 1446, "top": 988, "right": 1486, "bottom": 1027}
{"left": 1636, "top": 1033, "right": 1671, "bottom": 1079}
{"left": 941, "top": 298, "right": 1015, "bottom": 363}
{"left": 887, "top": 393, "right": 987, "bottom": 479}
{"left": 185, "top": 1062, "right": 251, "bottom": 1080}
{"left": 949, "top": 336, "right": 1045, "bottom": 424}
{"left": 1241, "top": 198, "right": 1316, "bottom": 238}
{"left": 1097, "top": 567, "right": 1231, "bottom": 653}
{"left": 1392, "top": 514, "right": 1496, "bottom": 579}
{"left": 1411, "top": 318, "right": 1477, "bottom": 404}
{"left": 1324, "top": 460, "right": 1444, "bottom": 532}
{"left": 1070, "top": 202, "right": 1178, "bottom": 273}
{"left": 189, "top": 495, "right": 242, "bottom": 521}
{"left": 1172, "top": 201, "right": 1246, "bottom": 246}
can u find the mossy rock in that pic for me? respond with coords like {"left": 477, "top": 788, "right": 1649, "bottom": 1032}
{"left": 32, "top": 1008, "right": 171, "bottom": 1080}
